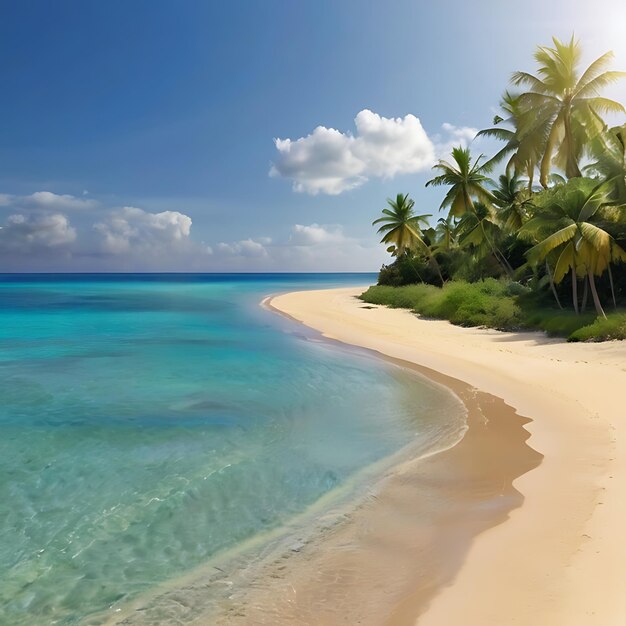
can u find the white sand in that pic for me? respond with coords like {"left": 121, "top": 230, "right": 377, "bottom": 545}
{"left": 271, "top": 286, "right": 626, "bottom": 626}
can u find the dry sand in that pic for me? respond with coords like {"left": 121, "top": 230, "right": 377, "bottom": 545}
{"left": 266, "top": 286, "right": 626, "bottom": 626}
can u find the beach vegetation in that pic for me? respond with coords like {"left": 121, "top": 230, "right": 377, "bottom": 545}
{"left": 369, "top": 36, "right": 626, "bottom": 341}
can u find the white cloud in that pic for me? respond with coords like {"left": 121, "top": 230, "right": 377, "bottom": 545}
{"left": 25, "top": 191, "right": 98, "bottom": 211}
{"left": 290, "top": 223, "right": 346, "bottom": 246}
{"left": 0, "top": 195, "right": 209, "bottom": 269}
{"left": 216, "top": 238, "right": 269, "bottom": 257}
{"left": 351, "top": 110, "right": 435, "bottom": 177}
{"left": 0, "top": 213, "right": 76, "bottom": 253}
{"left": 270, "top": 109, "right": 436, "bottom": 195}
{"left": 0, "top": 191, "right": 98, "bottom": 211}
{"left": 94, "top": 206, "right": 194, "bottom": 255}
{"left": 270, "top": 112, "right": 483, "bottom": 195}
{"left": 271, "top": 126, "right": 365, "bottom": 195}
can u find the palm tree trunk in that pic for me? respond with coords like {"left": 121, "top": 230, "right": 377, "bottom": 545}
{"left": 405, "top": 253, "right": 424, "bottom": 284}
{"left": 608, "top": 265, "right": 617, "bottom": 309}
{"left": 429, "top": 255, "right": 445, "bottom": 287}
{"left": 571, "top": 268, "right": 579, "bottom": 314}
{"left": 545, "top": 261, "right": 563, "bottom": 309}
{"left": 478, "top": 220, "right": 513, "bottom": 279}
{"left": 580, "top": 275, "right": 588, "bottom": 313}
{"left": 587, "top": 269, "right": 606, "bottom": 319}
{"left": 563, "top": 109, "right": 582, "bottom": 179}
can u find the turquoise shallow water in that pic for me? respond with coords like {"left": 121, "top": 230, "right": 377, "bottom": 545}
{"left": 0, "top": 274, "right": 465, "bottom": 625}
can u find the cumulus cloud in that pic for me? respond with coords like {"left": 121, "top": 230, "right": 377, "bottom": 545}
{"left": 270, "top": 111, "right": 481, "bottom": 195}
{"left": 270, "top": 110, "right": 436, "bottom": 195}
{"left": 216, "top": 238, "right": 269, "bottom": 257}
{"left": 271, "top": 126, "right": 365, "bottom": 195}
{"left": 0, "top": 194, "right": 210, "bottom": 269}
{"left": 94, "top": 207, "right": 194, "bottom": 255}
{"left": 290, "top": 223, "right": 346, "bottom": 246}
{"left": 0, "top": 213, "right": 76, "bottom": 253}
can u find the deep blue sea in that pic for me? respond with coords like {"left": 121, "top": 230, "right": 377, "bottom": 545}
{"left": 0, "top": 274, "right": 464, "bottom": 625}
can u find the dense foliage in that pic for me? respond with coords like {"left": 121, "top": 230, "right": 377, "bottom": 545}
{"left": 372, "top": 36, "right": 626, "bottom": 338}
{"left": 360, "top": 282, "right": 626, "bottom": 341}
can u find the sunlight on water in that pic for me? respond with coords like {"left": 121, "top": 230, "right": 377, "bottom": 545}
{"left": 0, "top": 274, "right": 464, "bottom": 625}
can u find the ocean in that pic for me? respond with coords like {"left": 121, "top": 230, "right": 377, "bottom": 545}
{"left": 0, "top": 274, "right": 465, "bottom": 625}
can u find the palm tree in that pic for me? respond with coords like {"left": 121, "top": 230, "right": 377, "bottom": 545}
{"left": 373, "top": 194, "right": 430, "bottom": 256}
{"left": 477, "top": 91, "right": 540, "bottom": 191}
{"left": 373, "top": 194, "right": 445, "bottom": 285}
{"left": 512, "top": 36, "right": 625, "bottom": 188}
{"left": 432, "top": 217, "right": 457, "bottom": 254}
{"left": 523, "top": 178, "right": 626, "bottom": 317}
{"left": 492, "top": 173, "right": 532, "bottom": 231}
{"left": 455, "top": 202, "right": 511, "bottom": 275}
{"left": 426, "top": 146, "right": 494, "bottom": 218}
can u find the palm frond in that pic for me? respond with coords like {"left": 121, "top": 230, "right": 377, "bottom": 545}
{"left": 578, "top": 221, "right": 611, "bottom": 251}
{"left": 511, "top": 71, "right": 550, "bottom": 93}
{"left": 580, "top": 96, "right": 625, "bottom": 115}
{"left": 526, "top": 222, "right": 577, "bottom": 262}
{"left": 553, "top": 242, "right": 575, "bottom": 282}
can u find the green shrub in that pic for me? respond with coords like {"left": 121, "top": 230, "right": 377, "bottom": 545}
{"left": 568, "top": 314, "right": 626, "bottom": 342}
{"left": 522, "top": 309, "right": 595, "bottom": 337}
{"left": 361, "top": 279, "right": 524, "bottom": 330}
{"left": 360, "top": 281, "right": 626, "bottom": 341}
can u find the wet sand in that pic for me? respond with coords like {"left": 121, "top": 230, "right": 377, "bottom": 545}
{"left": 208, "top": 359, "right": 542, "bottom": 625}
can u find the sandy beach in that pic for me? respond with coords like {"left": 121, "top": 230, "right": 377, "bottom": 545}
{"left": 266, "top": 286, "right": 626, "bottom": 626}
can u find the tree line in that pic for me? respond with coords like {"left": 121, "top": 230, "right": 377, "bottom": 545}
{"left": 373, "top": 36, "right": 626, "bottom": 319}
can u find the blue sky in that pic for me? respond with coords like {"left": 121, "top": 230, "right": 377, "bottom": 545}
{"left": 1, "top": 0, "right": 625, "bottom": 271}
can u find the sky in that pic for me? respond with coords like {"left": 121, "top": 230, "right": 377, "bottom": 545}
{"left": 1, "top": 0, "right": 626, "bottom": 272}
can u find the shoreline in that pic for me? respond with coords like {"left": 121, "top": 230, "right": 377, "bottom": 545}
{"left": 209, "top": 302, "right": 543, "bottom": 625}
{"left": 267, "top": 286, "right": 626, "bottom": 625}
{"left": 103, "top": 290, "right": 539, "bottom": 626}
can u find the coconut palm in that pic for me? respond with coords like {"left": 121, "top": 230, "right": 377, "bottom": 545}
{"left": 512, "top": 36, "right": 626, "bottom": 188}
{"left": 455, "top": 202, "right": 511, "bottom": 275}
{"left": 432, "top": 217, "right": 457, "bottom": 254}
{"left": 425, "top": 146, "right": 494, "bottom": 219}
{"left": 523, "top": 178, "right": 626, "bottom": 317}
{"left": 476, "top": 91, "right": 540, "bottom": 190}
{"left": 373, "top": 194, "right": 444, "bottom": 285}
{"left": 491, "top": 173, "right": 532, "bottom": 231}
{"left": 373, "top": 194, "right": 430, "bottom": 256}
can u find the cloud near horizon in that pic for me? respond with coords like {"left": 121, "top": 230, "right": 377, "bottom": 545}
{"left": 94, "top": 207, "right": 195, "bottom": 255}
{"left": 0, "top": 197, "right": 383, "bottom": 271}
{"left": 0, "top": 213, "right": 77, "bottom": 254}
{"left": 210, "top": 223, "right": 385, "bottom": 271}
{"left": 0, "top": 202, "right": 209, "bottom": 271}
{"left": 270, "top": 109, "right": 477, "bottom": 195}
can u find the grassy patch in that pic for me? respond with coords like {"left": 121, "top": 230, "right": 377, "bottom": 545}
{"left": 360, "top": 280, "right": 626, "bottom": 342}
